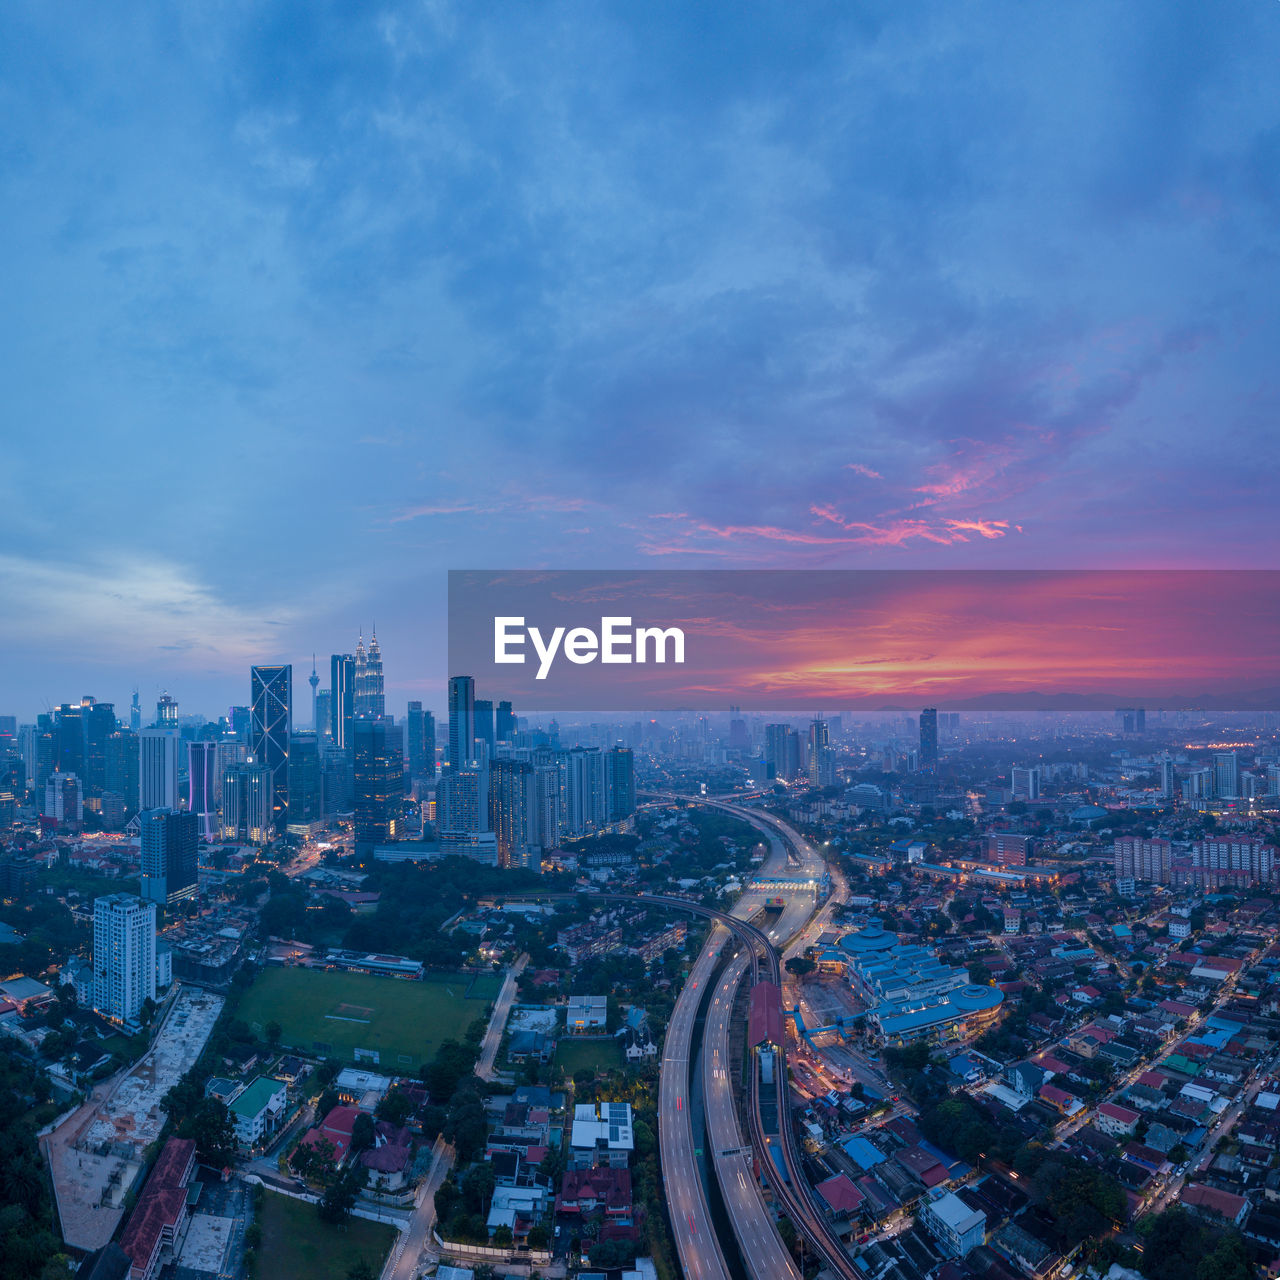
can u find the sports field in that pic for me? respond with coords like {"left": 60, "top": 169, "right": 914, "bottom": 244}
{"left": 238, "top": 966, "right": 491, "bottom": 1069}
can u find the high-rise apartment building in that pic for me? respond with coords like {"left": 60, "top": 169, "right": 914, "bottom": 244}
{"left": 448, "top": 676, "right": 476, "bottom": 771}
{"left": 606, "top": 746, "right": 636, "bottom": 823}
{"left": 986, "top": 834, "right": 1030, "bottom": 867}
{"left": 490, "top": 757, "right": 536, "bottom": 868}
{"left": 139, "top": 808, "right": 199, "bottom": 905}
{"left": 437, "top": 763, "right": 489, "bottom": 837}
{"left": 44, "top": 772, "right": 84, "bottom": 829}
{"left": 1113, "top": 836, "right": 1172, "bottom": 885}
{"left": 93, "top": 893, "right": 156, "bottom": 1024}
{"left": 250, "top": 665, "right": 291, "bottom": 830}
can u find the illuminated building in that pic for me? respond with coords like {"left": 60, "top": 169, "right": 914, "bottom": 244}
{"left": 140, "top": 808, "right": 199, "bottom": 905}
{"left": 250, "top": 664, "right": 291, "bottom": 830}
{"left": 288, "top": 732, "right": 322, "bottom": 824}
{"left": 406, "top": 701, "right": 435, "bottom": 779}
{"left": 93, "top": 893, "right": 156, "bottom": 1024}
{"left": 187, "top": 741, "right": 219, "bottom": 841}
{"left": 222, "top": 759, "right": 274, "bottom": 844}
{"left": 139, "top": 728, "right": 181, "bottom": 810}
{"left": 352, "top": 717, "right": 402, "bottom": 855}
{"left": 330, "top": 653, "right": 355, "bottom": 750}
{"left": 447, "top": 675, "right": 476, "bottom": 771}
{"left": 606, "top": 746, "right": 635, "bottom": 823}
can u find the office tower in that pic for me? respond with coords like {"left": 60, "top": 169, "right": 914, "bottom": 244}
{"left": 308, "top": 655, "right": 320, "bottom": 731}
{"left": 315, "top": 690, "right": 332, "bottom": 744}
{"left": 82, "top": 698, "right": 116, "bottom": 800}
{"left": 986, "top": 834, "right": 1030, "bottom": 867}
{"left": 320, "top": 743, "right": 353, "bottom": 816}
{"left": 105, "top": 730, "right": 139, "bottom": 811}
{"left": 406, "top": 702, "right": 436, "bottom": 779}
{"left": 437, "top": 764, "right": 489, "bottom": 837}
{"left": 1135, "top": 708, "right": 1146, "bottom": 733}
{"left": 448, "top": 676, "right": 476, "bottom": 771}
{"left": 729, "top": 718, "right": 749, "bottom": 752}
{"left": 919, "top": 708, "right": 938, "bottom": 773}
{"left": 55, "top": 701, "right": 86, "bottom": 778}
{"left": 288, "top": 732, "right": 322, "bottom": 825}
{"left": 606, "top": 746, "right": 635, "bottom": 823}
{"left": 564, "top": 747, "right": 606, "bottom": 837}
{"left": 1182, "top": 768, "right": 1212, "bottom": 801}
{"left": 1268, "top": 764, "right": 1280, "bottom": 798}
{"left": 1011, "top": 766, "right": 1041, "bottom": 801}
{"left": 250, "top": 664, "right": 291, "bottom": 830}
{"left": 365, "top": 629, "right": 385, "bottom": 719}
{"left": 330, "top": 654, "right": 355, "bottom": 750}
{"left": 0, "top": 716, "right": 14, "bottom": 738}
{"left": 139, "top": 808, "right": 199, "bottom": 905}
{"left": 352, "top": 718, "right": 402, "bottom": 854}
{"left": 139, "top": 728, "right": 181, "bottom": 809}
{"left": 490, "top": 758, "right": 536, "bottom": 867}
{"left": 187, "top": 741, "right": 219, "bottom": 841}
{"left": 93, "top": 893, "right": 156, "bottom": 1023}
{"left": 222, "top": 760, "right": 274, "bottom": 844}
{"left": 44, "top": 772, "right": 84, "bottom": 828}
{"left": 808, "top": 719, "right": 833, "bottom": 787}
{"left": 228, "top": 705, "right": 250, "bottom": 741}
{"left": 496, "top": 701, "right": 516, "bottom": 743}
{"left": 156, "top": 693, "right": 179, "bottom": 728}
{"left": 129, "top": 689, "right": 141, "bottom": 732}
{"left": 1159, "top": 755, "right": 1176, "bottom": 799}
{"left": 34, "top": 722, "right": 55, "bottom": 793}
{"left": 474, "top": 700, "right": 496, "bottom": 762}
{"left": 1213, "top": 752, "right": 1239, "bottom": 799}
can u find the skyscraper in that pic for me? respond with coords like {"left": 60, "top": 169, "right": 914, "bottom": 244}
{"left": 448, "top": 676, "right": 476, "bottom": 771}
{"left": 354, "top": 632, "right": 369, "bottom": 715}
{"left": 93, "top": 893, "right": 156, "bottom": 1024}
{"left": 563, "top": 747, "right": 606, "bottom": 837}
{"left": 365, "top": 629, "right": 385, "bottom": 719}
{"left": 222, "top": 759, "right": 274, "bottom": 844}
{"left": 808, "top": 719, "right": 833, "bottom": 787}
{"left": 315, "top": 689, "right": 332, "bottom": 744}
{"left": 250, "top": 665, "right": 291, "bottom": 830}
{"left": 139, "top": 808, "right": 199, "bottom": 905}
{"left": 919, "top": 708, "right": 939, "bottom": 773}
{"left": 330, "top": 654, "right": 355, "bottom": 751}
{"left": 606, "top": 746, "right": 636, "bottom": 823}
{"left": 406, "top": 702, "right": 435, "bottom": 779}
{"left": 288, "top": 732, "right": 322, "bottom": 825}
{"left": 474, "top": 699, "right": 495, "bottom": 762}
{"left": 496, "top": 701, "right": 516, "bottom": 743}
{"left": 1214, "top": 752, "right": 1239, "bottom": 799}
{"left": 352, "top": 717, "right": 402, "bottom": 855}
{"left": 490, "top": 757, "right": 536, "bottom": 868}
{"left": 437, "top": 764, "right": 489, "bottom": 838}
{"left": 139, "top": 728, "right": 181, "bottom": 810}
{"left": 187, "top": 741, "right": 219, "bottom": 841}
{"left": 156, "top": 693, "right": 179, "bottom": 727}
{"left": 129, "top": 689, "right": 141, "bottom": 733}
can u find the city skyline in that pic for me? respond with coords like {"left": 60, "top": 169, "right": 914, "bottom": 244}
{"left": 3, "top": 4, "right": 1280, "bottom": 717}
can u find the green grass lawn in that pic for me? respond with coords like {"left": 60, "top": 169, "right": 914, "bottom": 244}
{"left": 237, "top": 966, "right": 490, "bottom": 1069}
{"left": 554, "top": 1037, "right": 623, "bottom": 1075}
{"left": 256, "top": 1189, "right": 394, "bottom": 1280}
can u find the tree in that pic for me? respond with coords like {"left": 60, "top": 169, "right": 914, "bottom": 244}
{"left": 527, "top": 1223, "right": 549, "bottom": 1249}
{"left": 183, "top": 1100, "right": 237, "bottom": 1167}
{"left": 351, "top": 1112, "right": 376, "bottom": 1153}
{"left": 784, "top": 956, "right": 816, "bottom": 977}
{"left": 318, "top": 1165, "right": 366, "bottom": 1225}
{"left": 375, "top": 1090, "right": 414, "bottom": 1127}
{"left": 265, "top": 1021, "right": 282, "bottom": 1048}
{"left": 345, "top": 1262, "right": 376, "bottom": 1280}
{"left": 491, "top": 1225, "right": 514, "bottom": 1247}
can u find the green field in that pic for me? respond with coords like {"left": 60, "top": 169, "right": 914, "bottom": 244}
{"left": 554, "top": 1037, "right": 623, "bottom": 1076}
{"left": 238, "top": 966, "right": 491, "bottom": 1069}
{"left": 257, "top": 1189, "right": 394, "bottom": 1280}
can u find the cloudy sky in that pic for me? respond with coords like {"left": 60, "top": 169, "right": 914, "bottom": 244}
{"left": 3, "top": 2, "right": 1278, "bottom": 721}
